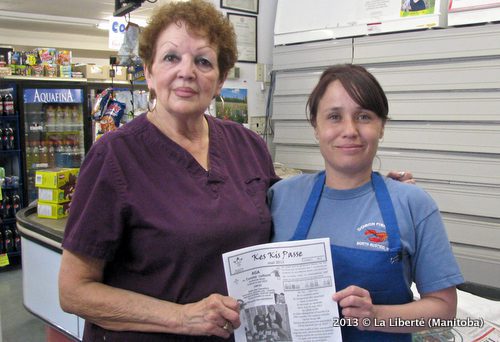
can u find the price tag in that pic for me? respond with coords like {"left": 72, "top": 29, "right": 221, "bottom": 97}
{"left": 0, "top": 253, "right": 10, "bottom": 267}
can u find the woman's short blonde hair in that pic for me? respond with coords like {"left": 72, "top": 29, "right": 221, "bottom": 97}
{"left": 139, "top": 0, "right": 238, "bottom": 81}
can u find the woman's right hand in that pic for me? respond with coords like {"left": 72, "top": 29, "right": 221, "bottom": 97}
{"left": 180, "top": 294, "right": 241, "bottom": 338}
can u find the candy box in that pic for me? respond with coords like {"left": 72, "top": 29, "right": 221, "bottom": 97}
{"left": 37, "top": 48, "right": 57, "bottom": 65}
{"left": 38, "top": 187, "right": 73, "bottom": 204}
{"left": 35, "top": 168, "right": 79, "bottom": 189}
{"left": 37, "top": 201, "right": 70, "bottom": 219}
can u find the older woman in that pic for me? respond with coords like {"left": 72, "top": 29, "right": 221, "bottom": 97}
{"left": 58, "top": 1, "right": 278, "bottom": 341}
{"left": 268, "top": 64, "right": 463, "bottom": 341}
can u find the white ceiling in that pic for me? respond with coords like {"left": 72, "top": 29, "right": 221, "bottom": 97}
{"left": 0, "top": 0, "right": 170, "bottom": 37}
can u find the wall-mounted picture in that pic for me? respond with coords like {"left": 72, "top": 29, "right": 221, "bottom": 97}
{"left": 216, "top": 88, "right": 248, "bottom": 124}
{"left": 228, "top": 13, "right": 257, "bottom": 63}
{"left": 400, "top": 0, "right": 436, "bottom": 16}
{"left": 221, "top": 0, "right": 259, "bottom": 14}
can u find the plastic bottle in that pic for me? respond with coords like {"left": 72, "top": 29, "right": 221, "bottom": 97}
{"left": 55, "top": 142, "right": 64, "bottom": 167}
{"left": 32, "top": 143, "right": 40, "bottom": 168}
{"left": 4, "top": 228, "right": 14, "bottom": 252}
{"left": 11, "top": 194, "right": 20, "bottom": 217}
{"left": 72, "top": 140, "right": 82, "bottom": 167}
{"left": 39, "top": 141, "right": 49, "bottom": 168}
{"left": 3, "top": 92, "right": 14, "bottom": 116}
{"left": 2, "top": 194, "right": 11, "bottom": 219}
{"left": 13, "top": 227, "right": 21, "bottom": 252}
{"left": 25, "top": 142, "right": 33, "bottom": 169}
{"left": 64, "top": 105, "right": 72, "bottom": 126}
{"left": 55, "top": 106, "right": 65, "bottom": 131}
{"left": 1, "top": 125, "right": 7, "bottom": 150}
{"left": 48, "top": 141, "right": 55, "bottom": 168}
{"left": 63, "top": 140, "right": 73, "bottom": 167}
{"left": 5, "top": 123, "right": 14, "bottom": 150}
{"left": 71, "top": 105, "right": 80, "bottom": 125}
{"left": 45, "top": 105, "right": 56, "bottom": 128}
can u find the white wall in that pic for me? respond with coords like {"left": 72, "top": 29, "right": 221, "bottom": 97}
{"left": 217, "top": 0, "right": 278, "bottom": 119}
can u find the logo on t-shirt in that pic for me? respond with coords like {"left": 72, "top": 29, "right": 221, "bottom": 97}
{"left": 364, "top": 229, "right": 387, "bottom": 243}
{"left": 355, "top": 222, "right": 389, "bottom": 251}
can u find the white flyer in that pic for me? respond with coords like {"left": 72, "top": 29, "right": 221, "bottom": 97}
{"left": 223, "top": 238, "right": 342, "bottom": 342}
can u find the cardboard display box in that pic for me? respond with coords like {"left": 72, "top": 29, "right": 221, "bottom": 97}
{"left": 73, "top": 64, "right": 107, "bottom": 80}
{"left": 38, "top": 187, "right": 72, "bottom": 204}
{"left": 35, "top": 168, "right": 79, "bottom": 189}
{"left": 37, "top": 201, "right": 70, "bottom": 219}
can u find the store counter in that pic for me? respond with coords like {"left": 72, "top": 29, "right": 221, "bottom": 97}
{"left": 16, "top": 206, "right": 84, "bottom": 341}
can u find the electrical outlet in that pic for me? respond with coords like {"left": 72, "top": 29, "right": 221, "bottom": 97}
{"left": 263, "top": 64, "right": 272, "bottom": 83}
{"left": 255, "top": 64, "right": 265, "bottom": 82}
{"left": 249, "top": 116, "right": 266, "bottom": 135}
{"left": 227, "top": 66, "right": 240, "bottom": 79}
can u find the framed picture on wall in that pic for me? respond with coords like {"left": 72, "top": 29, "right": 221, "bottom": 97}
{"left": 221, "top": 0, "right": 259, "bottom": 14}
{"left": 227, "top": 13, "right": 257, "bottom": 63}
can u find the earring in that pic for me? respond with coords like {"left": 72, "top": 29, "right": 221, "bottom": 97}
{"left": 147, "top": 89, "right": 157, "bottom": 113}
{"left": 217, "top": 95, "right": 225, "bottom": 118}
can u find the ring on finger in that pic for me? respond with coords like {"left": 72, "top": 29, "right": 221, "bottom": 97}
{"left": 398, "top": 171, "right": 405, "bottom": 177}
{"left": 222, "top": 321, "right": 231, "bottom": 331}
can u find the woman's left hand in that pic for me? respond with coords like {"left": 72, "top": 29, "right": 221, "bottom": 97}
{"left": 332, "top": 285, "right": 377, "bottom": 331}
{"left": 386, "top": 170, "right": 416, "bottom": 184}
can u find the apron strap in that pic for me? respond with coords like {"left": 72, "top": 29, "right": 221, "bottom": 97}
{"left": 371, "top": 172, "right": 401, "bottom": 253}
{"left": 291, "top": 171, "right": 325, "bottom": 241}
{"left": 291, "top": 171, "right": 402, "bottom": 254}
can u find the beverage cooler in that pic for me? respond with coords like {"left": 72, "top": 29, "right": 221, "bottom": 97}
{"left": 18, "top": 79, "right": 91, "bottom": 204}
{"left": 0, "top": 80, "right": 23, "bottom": 260}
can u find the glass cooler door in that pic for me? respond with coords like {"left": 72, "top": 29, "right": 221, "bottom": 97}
{"left": 23, "top": 88, "right": 85, "bottom": 203}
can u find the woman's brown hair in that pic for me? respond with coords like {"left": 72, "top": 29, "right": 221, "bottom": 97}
{"left": 307, "top": 64, "right": 389, "bottom": 127}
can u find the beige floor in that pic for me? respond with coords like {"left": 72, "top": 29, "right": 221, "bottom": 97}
{"left": 0, "top": 266, "right": 46, "bottom": 342}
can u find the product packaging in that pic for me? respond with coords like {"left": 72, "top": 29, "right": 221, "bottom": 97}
{"left": 37, "top": 201, "right": 70, "bottom": 219}
{"left": 35, "top": 168, "right": 79, "bottom": 189}
{"left": 37, "top": 187, "right": 73, "bottom": 204}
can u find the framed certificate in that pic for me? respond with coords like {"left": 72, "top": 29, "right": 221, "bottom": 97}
{"left": 221, "top": 0, "right": 259, "bottom": 14}
{"left": 228, "top": 13, "right": 257, "bottom": 63}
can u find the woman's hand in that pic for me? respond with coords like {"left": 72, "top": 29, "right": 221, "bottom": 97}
{"left": 60, "top": 250, "right": 240, "bottom": 336}
{"left": 332, "top": 285, "right": 377, "bottom": 331}
{"left": 180, "top": 294, "right": 241, "bottom": 338}
{"left": 386, "top": 171, "right": 416, "bottom": 184}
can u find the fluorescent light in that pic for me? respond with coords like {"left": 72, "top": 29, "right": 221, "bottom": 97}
{"left": 0, "top": 10, "right": 101, "bottom": 28}
{"left": 97, "top": 22, "right": 110, "bottom": 30}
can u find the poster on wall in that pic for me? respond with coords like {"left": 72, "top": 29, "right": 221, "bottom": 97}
{"left": 275, "top": 0, "right": 446, "bottom": 44}
{"left": 449, "top": 0, "right": 500, "bottom": 11}
{"left": 356, "top": 0, "right": 438, "bottom": 22}
{"left": 356, "top": 0, "right": 445, "bottom": 35}
{"left": 448, "top": 0, "right": 500, "bottom": 25}
{"left": 400, "top": 0, "right": 437, "bottom": 16}
{"left": 216, "top": 88, "right": 248, "bottom": 124}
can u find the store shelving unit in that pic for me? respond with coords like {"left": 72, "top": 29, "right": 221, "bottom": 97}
{"left": 0, "top": 83, "right": 23, "bottom": 269}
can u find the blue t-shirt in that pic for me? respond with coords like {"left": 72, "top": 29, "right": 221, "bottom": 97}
{"left": 268, "top": 172, "right": 464, "bottom": 295}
